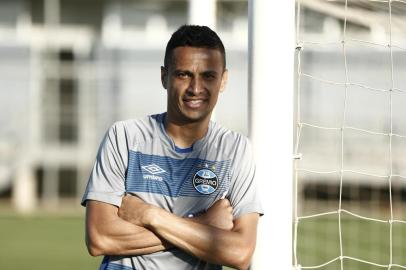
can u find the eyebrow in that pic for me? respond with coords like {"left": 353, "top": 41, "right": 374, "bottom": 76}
{"left": 173, "top": 69, "right": 220, "bottom": 75}
{"left": 202, "top": 70, "right": 219, "bottom": 76}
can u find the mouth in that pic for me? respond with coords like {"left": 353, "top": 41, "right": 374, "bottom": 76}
{"left": 183, "top": 98, "right": 206, "bottom": 109}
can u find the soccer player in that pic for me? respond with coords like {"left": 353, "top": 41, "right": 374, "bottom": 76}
{"left": 82, "top": 25, "right": 263, "bottom": 270}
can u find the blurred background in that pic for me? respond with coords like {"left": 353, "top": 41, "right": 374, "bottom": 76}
{"left": 0, "top": 0, "right": 249, "bottom": 268}
{"left": 0, "top": 0, "right": 249, "bottom": 214}
{"left": 1, "top": 0, "right": 406, "bottom": 269}
{"left": 295, "top": 0, "right": 406, "bottom": 269}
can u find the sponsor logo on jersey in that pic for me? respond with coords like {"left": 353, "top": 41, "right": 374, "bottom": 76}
{"left": 142, "top": 164, "right": 166, "bottom": 181}
{"left": 193, "top": 168, "right": 218, "bottom": 195}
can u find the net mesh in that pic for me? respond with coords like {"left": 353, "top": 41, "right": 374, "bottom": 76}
{"left": 294, "top": 0, "right": 406, "bottom": 269}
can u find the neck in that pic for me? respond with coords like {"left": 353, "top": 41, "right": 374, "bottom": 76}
{"left": 164, "top": 114, "right": 211, "bottom": 148}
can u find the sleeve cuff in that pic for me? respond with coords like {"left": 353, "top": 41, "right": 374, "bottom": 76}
{"left": 233, "top": 202, "right": 264, "bottom": 219}
{"left": 81, "top": 191, "right": 124, "bottom": 207}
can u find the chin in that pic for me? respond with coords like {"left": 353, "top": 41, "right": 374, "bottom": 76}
{"left": 180, "top": 111, "right": 211, "bottom": 123}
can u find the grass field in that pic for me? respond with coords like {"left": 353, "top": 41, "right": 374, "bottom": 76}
{"left": 0, "top": 214, "right": 100, "bottom": 270}
{"left": 0, "top": 213, "right": 233, "bottom": 269}
{"left": 297, "top": 215, "right": 406, "bottom": 269}
{"left": 3, "top": 212, "right": 404, "bottom": 270}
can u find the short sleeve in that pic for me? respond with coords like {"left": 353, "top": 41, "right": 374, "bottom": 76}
{"left": 228, "top": 137, "right": 263, "bottom": 219}
{"left": 81, "top": 122, "right": 129, "bottom": 207}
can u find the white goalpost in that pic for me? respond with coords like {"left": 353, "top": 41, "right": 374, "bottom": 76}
{"left": 248, "top": 0, "right": 295, "bottom": 269}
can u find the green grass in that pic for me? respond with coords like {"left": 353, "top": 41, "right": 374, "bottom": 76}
{"left": 0, "top": 214, "right": 100, "bottom": 270}
{"left": 297, "top": 215, "right": 406, "bottom": 269}
{"left": 0, "top": 213, "right": 235, "bottom": 269}
{"left": 4, "top": 213, "right": 402, "bottom": 270}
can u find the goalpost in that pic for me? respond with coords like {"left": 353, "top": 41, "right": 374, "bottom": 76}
{"left": 294, "top": 0, "right": 406, "bottom": 269}
{"left": 249, "top": 1, "right": 295, "bottom": 269}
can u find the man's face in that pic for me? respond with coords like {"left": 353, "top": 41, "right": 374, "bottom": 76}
{"left": 161, "top": 46, "right": 228, "bottom": 124}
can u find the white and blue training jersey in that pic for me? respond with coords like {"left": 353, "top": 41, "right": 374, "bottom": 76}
{"left": 81, "top": 113, "right": 263, "bottom": 270}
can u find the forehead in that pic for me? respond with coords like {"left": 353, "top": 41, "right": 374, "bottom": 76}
{"left": 169, "top": 46, "right": 224, "bottom": 70}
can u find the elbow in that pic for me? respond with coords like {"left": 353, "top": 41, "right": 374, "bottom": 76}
{"left": 228, "top": 244, "right": 255, "bottom": 270}
{"left": 87, "top": 242, "right": 103, "bottom": 257}
{"left": 236, "top": 261, "right": 251, "bottom": 270}
{"left": 232, "top": 253, "right": 252, "bottom": 270}
{"left": 86, "top": 233, "right": 107, "bottom": 257}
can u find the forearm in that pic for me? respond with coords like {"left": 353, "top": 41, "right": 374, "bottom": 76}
{"left": 117, "top": 196, "right": 258, "bottom": 269}
{"left": 87, "top": 217, "right": 168, "bottom": 256}
{"left": 146, "top": 209, "right": 253, "bottom": 269}
{"left": 86, "top": 201, "right": 169, "bottom": 256}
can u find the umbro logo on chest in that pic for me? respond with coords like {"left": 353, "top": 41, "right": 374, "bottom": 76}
{"left": 142, "top": 164, "right": 166, "bottom": 181}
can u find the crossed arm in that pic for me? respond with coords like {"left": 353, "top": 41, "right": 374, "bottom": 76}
{"left": 85, "top": 196, "right": 259, "bottom": 270}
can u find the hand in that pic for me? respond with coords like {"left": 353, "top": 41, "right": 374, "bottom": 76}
{"left": 118, "top": 195, "right": 156, "bottom": 227}
{"left": 194, "top": 199, "right": 234, "bottom": 230}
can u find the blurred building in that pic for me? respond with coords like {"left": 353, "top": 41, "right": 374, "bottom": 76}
{"left": 0, "top": 0, "right": 250, "bottom": 211}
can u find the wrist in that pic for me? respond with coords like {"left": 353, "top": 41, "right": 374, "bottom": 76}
{"left": 189, "top": 214, "right": 205, "bottom": 224}
{"left": 144, "top": 206, "right": 161, "bottom": 228}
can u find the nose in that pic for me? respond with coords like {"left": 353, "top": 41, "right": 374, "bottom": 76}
{"left": 187, "top": 77, "right": 203, "bottom": 95}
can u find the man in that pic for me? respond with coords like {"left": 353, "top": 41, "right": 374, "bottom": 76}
{"left": 82, "top": 25, "right": 263, "bottom": 270}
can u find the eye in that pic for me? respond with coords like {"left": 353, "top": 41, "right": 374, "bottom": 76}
{"left": 176, "top": 72, "right": 189, "bottom": 79}
{"left": 203, "top": 72, "right": 216, "bottom": 80}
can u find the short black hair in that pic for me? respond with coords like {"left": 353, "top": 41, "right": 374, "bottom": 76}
{"left": 164, "top": 25, "right": 226, "bottom": 69}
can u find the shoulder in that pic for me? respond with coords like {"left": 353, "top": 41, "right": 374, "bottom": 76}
{"left": 209, "top": 121, "right": 251, "bottom": 157}
{"left": 107, "top": 114, "right": 162, "bottom": 147}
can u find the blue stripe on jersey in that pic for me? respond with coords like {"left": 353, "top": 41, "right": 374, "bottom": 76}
{"left": 104, "top": 263, "right": 134, "bottom": 270}
{"left": 99, "top": 256, "right": 109, "bottom": 270}
{"left": 126, "top": 151, "right": 231, "bottom": 197}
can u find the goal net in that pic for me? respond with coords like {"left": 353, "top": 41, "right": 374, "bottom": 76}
{"left": 294, "top": 0, "right": 406, "bottom": 269}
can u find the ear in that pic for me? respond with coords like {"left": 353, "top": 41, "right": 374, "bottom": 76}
{"left": 219, "top": 69, "right": 228, "bottom": 93}
{"left": 161, "top": 66, "right": 168, "bottom": 89}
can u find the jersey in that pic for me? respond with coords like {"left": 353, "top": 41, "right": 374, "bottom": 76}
{"left": 81, "top": 113, "right": 263, "bottom": 270}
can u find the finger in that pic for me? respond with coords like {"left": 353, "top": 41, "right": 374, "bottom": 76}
{"left": 127, "top": 194, "right": 144, "bottom": 203}
{"left": 207, "top": 197, "right": 230, "bottom": 211}
{"left": 219, "top": 198, "right": 230, "bottom": 207}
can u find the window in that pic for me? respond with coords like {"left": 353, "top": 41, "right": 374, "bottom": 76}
{"left": 58, "top": 167, "right": 77, "bottom": 198}
{"left": 42, "top": 48, "right": 78, "bottom": 144}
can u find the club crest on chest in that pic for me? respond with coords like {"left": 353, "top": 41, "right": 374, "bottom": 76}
{"left": 193, "top": 163, "right": 218, "bottom": 195}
